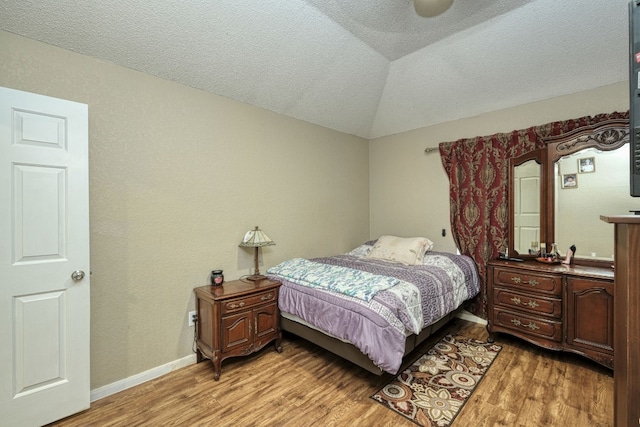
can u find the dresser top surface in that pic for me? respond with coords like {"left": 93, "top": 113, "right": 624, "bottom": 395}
{"left": 600, "top": 214, "right": 640, "bottom": 224}
{"left": 488, "top": 259, "right": 614, "bottom": 280}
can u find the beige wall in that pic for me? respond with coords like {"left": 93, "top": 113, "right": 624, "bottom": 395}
{"left": 0, "top": 30, "right": 369, "bottom": 388}
{"left": 369, "top": 82, "right": 629, "bottom": 254}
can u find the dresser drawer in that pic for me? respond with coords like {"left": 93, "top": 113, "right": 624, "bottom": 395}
{"left": 493, "top": 308, "right": 563, "bottom": 342}
{"left": 222, "top": 290, "right": 277, "bottom": 314}
{"left": 493, "top": 268, "right": 562, "bottom": 296}
{"left": 493, "top": 287, "right": 562, "bottom": 319}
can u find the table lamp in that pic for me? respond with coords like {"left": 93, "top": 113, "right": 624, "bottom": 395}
{"left": 239, "top": 226, "right": 275, "bottom": 281}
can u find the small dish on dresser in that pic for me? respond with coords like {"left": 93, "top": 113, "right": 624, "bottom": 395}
{"left": 535, "top": 257, "right": 561, "bottom": 264}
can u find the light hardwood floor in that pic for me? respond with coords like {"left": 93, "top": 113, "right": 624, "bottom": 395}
{"left": 47, "top": 319, "right": 613, "bottom": 426}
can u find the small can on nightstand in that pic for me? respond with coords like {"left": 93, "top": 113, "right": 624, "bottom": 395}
{"left": 211, "top": 270, "right": 224, "bottom": 286}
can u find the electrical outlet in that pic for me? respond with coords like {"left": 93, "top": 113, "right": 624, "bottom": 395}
{"left": 188, "top": 310, "right": 196, "bottom": 326}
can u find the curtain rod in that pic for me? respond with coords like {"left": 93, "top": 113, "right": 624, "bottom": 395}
{"left": 424, "top": 147, "right": 439, "bottom": 154}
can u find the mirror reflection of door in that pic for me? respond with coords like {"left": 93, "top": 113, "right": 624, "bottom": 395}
{"left": 514, "top": 160, "right": 541, "bottom": 254}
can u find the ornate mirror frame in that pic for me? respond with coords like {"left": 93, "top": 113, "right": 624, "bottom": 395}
{"left": 509, "top": 118, "right": 629, "bottom": 265}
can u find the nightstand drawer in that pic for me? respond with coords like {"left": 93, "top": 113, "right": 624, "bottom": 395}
{"left": 493, "top": 268, "right": 562, "bottom": 296}
{"left": 493, "top": 287, "right": 562, "bottom": 319}
{"left": 222, "top": 290, "right": 277, "bottom": 314}
{"left": 493, "top": 308, "right": 562, "bottom": 342}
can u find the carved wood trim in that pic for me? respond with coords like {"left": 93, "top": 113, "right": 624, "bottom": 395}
{"left": 543, "top": 118, "right": 629, "bottom": 162}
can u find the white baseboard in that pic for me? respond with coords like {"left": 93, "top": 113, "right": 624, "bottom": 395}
{"left": 456, "top": 309, "right": 488, "bottom": 325}
{"left": 90, "top": 353, "right": 197, "bottom": 402}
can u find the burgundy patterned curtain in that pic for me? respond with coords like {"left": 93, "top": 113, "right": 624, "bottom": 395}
{"left": 439, "top": 111, "right": 629, "bottom": 319}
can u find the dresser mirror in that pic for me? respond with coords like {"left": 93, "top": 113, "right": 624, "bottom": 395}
{"left": 554, "top": 146, "right": 639, "bottom": 261}
{"left": 509, "top": 119, "right": 638, "bottom": 264}
{"left": 509, "top": 150, "right": 543, "bottom": 256}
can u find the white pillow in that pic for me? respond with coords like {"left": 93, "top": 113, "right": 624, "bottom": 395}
{"left": 366, "top": 235, "right": 434, "bottom": 265}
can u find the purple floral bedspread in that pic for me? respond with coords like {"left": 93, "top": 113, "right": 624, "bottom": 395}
{"left": 268, "top": 251, "right": 480, "bottom": 374}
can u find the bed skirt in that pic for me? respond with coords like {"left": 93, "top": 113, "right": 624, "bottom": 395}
{"left": 280, "top": 307, "right": 462, "bottom": 375}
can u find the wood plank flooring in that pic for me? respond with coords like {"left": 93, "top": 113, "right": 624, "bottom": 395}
{"left": 47, "top": 319, "right": 613, "bottom": 426}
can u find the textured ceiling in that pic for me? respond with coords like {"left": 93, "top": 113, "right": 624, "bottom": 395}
{"left": 0, "top": 0, "right": 630, "bottom": 139}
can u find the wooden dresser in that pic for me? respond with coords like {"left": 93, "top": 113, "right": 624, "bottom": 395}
{"left": 487, "top": 259, "right": 614, "bottom": 368}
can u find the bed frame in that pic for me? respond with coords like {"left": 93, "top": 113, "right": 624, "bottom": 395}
{"left": 280, "top": 306, "right": 463, "bottom": 375}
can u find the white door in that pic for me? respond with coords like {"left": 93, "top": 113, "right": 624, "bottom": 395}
{"left": 0, "top": 87, "right": 90, "bottom": 426}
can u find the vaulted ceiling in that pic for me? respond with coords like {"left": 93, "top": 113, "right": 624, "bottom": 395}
{"left": 0, "top": 0, "right": 629, "bottom": 139}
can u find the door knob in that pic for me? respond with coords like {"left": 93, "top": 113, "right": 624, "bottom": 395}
{"left": 71, "top": 270, "right": 85, "bottom": 281}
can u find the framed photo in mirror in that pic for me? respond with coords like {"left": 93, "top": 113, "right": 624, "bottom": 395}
{"left": 578, "top": 157, "right": 595, "bottom": 173}
{"left": 562, "top": 173, "right": 578, "bottom": 189}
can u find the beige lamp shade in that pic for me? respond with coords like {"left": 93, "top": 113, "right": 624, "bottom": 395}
{"left": 414, "top": 0, "right": 454, "bottom": 17}
{"left": 239, "top": 226, "right": 275, "bottom": 248}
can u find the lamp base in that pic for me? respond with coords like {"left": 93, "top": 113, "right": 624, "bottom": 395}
{"left": 246, "top": 274, "right": 267, "bottom": 281}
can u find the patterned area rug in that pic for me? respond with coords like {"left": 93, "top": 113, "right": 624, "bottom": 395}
{"left": 371, "top": 334, "right": 502, "bottom": 427}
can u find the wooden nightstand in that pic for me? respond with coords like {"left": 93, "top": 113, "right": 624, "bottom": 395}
{"left": 194, "top": 278, "right": 282, "bottom": 380}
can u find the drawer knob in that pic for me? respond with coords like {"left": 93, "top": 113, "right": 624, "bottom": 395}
{"left": 228, "top": 302, "right": 245, "bottom": 309}
{"left": 510, "top": 318, "right": 540, "bottom": 331}
{"left": 526, "top": 322, "right": 540, "bottom": 330}
{"left": 510, "top": 276, "right": 539, "bottom": 286}
{"left": 261, "top": 294, "right": 273, "bottom": 301}
{"left": 510, "top": 296, "right": 539, "bottom": 309}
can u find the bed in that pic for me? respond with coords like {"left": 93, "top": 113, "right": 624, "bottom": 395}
{"left": 266, "top": 236, "right": 480, "bottom": 375}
